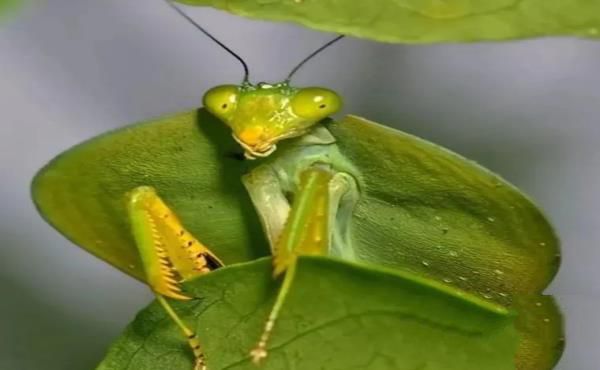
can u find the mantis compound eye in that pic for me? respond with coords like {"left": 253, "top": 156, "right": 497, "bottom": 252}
{"left": 203, "top": 85, "right": 239, "bottom": 120}
{"left": 290, "top": 87, "right": 342, "bottom": 120}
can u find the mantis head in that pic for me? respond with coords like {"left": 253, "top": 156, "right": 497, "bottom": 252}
{"left": 203, "top": 82, "right": 342, "bottom": 159}
{"left": 166, "top": 1, "right": 345, "bottom": 159}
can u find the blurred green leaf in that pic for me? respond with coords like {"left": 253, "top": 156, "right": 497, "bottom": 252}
{"left": 97, "top": 257, "right": 517, "bottom": 370}
{"left": 177, "top": 0, "right": 600, "bottom": 43}
{"left": 0, "top": 0, "right": 21, "bottom": 19}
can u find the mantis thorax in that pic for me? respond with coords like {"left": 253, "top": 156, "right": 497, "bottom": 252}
{"left": 203, "top": 82, "right": 342, "bottom": 159}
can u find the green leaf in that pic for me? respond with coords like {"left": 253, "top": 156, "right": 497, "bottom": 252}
{"left": 328, "top": 115, "right": 560, "bottom": 302}
{"left": 32, "top": 110, "right": 269, "bottom": 281}
{"left": 328, "top": 116, "right": 564, "bottom": 369}
{"left": 176, "top": 0, "right": 600, "bottom": 43}
{"left": 0, "top": 0, "right": 21, "bottom": 20}
{"left": 512, "top": 296, "right": 564, "bottom": 370}
{"left": 97, "top": 257, "right": 518, "bottom": 370}
{"left": 31, "top": 110, "right": 563, "bottom": 368}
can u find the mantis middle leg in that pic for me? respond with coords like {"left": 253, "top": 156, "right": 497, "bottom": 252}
{"left": 243, "top": 163, "right": 359, "bottom": 363}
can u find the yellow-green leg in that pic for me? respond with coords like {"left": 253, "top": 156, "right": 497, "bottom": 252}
{"left": 250, "top": 165, "right": 334, "bottom": 364}
{"left": 127, "top": 186, "right": 224, "bottom": 370}
{"left": 157, "top": 296, "right": 206, "bottom": 370}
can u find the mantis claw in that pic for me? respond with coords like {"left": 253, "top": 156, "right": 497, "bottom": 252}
{"left": 127, "top": 186, "right": 223, "bottom": 370}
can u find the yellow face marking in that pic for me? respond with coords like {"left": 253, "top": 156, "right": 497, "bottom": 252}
{"left": 238, "top": 125, "right": 265, "bottom": 146}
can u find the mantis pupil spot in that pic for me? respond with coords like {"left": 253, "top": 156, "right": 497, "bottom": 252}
{"left": 221, "top": 103, "right": 228, "bottom": 109}
{"left": 319, "top": 104, "right": 327, "bottom": 109}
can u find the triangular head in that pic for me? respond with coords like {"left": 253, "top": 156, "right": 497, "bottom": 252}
{"left": 203, "top": 82, "right": 341, "bottom": 159}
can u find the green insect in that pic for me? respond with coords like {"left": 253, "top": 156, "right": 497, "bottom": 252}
{"left": 32, "top": 1, "right": 563, "bottom": 369}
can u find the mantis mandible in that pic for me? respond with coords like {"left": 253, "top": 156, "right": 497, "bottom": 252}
{"left": 32, "top": 1, "right": 563, "bottom": 369}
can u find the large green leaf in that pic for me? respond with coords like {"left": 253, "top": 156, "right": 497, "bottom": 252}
{"left": 32, "top": 110, "right": 269, "bottom": 281}
{"left": 326, "top": 116, "right": 564, "bottom": 369}
{"left": 32, "top": 110, "right": 563, "bottom": 368}
{"left": 97, "top": 257, "right": 518, "bottom": 370}
{"left": 176, "top": 0, "right": 600, "bottom": 43}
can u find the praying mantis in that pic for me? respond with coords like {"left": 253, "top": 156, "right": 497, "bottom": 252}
{"left": 31, "top": 1, "right": 563, "bottom": 369}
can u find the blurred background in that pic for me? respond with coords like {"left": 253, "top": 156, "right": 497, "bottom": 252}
{"left": 1, "top": 0, "right": 599, "bottom": 369}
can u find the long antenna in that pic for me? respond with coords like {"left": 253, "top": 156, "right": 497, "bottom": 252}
{"left": 285, "top": 35, "right": 345, "bottom": 83}
{"left": 164, "top": 0, "right": 250, "bottom": 83}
